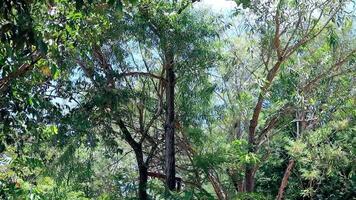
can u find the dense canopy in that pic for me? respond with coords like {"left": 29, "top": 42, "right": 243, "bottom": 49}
{"left": 0, "top": 0, "right": 355, "bottom": 199}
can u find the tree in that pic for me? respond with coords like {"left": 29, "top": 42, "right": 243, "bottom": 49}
{"left": 1, "top": 0, "right": 355, "bottom": 199}
{"left": 224, "top": 0, "right": 356, "bottom": 193}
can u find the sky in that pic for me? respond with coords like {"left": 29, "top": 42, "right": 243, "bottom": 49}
{"left": 197, "top": 0, "right": 237, "bottom": 12}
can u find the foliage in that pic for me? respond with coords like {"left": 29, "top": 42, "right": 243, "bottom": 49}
{"left": 0, "top": 0, "right": 355, "bottom": 199}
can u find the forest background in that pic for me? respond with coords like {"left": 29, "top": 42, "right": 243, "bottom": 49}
{"left": 0, "top": 0, "right": 355, "bottom": 199}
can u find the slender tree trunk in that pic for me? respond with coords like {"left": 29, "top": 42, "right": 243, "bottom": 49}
{"left": 137, "top": 154, "right": 148, "bottom": 200}
{"left": 237, "top": 180, "right": 244, "bottom": 192}
{"left": 118, "top": 120, "right": 149, "bottom": 200}
{"left": 207, "top": 169, "right": 227, "bottom": 200}
{"left": 133, "top": 145, "right": 149, "bottom": 200}
{"left": 130, "top": 142, "right": 149, "bottom": 200}
{"left": 276, "top": 112, "right": 298, "bottom": 200}
{"left": 245, "top": 165, "right": 255, "bottom": 192}
{"left": 235, "top": 119, "right": 242, "bottom": 139}
{"left": 245, "top": 116, "right": 257, "bottom": 192}
{"left": 276, "top": 159, "right": 295, "bottom": 200}
{"left": 165, "top": 51, "right": 176, "bottom": 191}
{"left": 227, "top": 168, "right": 244, "bottom": 193}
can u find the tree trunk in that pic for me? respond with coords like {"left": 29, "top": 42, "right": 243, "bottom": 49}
{"left": 244, "top": 165, "right": 255, "bottom": 192}
{"left": 235, "top": 118, "right": 242, "bottom": 139}
{"left": 276, "top": 159, "right": 295, "bottom": 200}
{"left": 133, "top": 146, "right": 149, "bottom": 200}
{"left": 117, "top": 120, "right": 149, "bottom": 200}
{"left": 207, "top": 169, "right": 227, "bottom": 200}
{"left": 165, "top": 51, "right": 176, "bottom": 191}
{"left": 229, "top": 169, "right": 244, "bottom": 193}
{"left": 245, "top": 119, "right": 257, "bottom": 192}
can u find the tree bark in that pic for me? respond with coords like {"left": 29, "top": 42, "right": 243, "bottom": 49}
{"left": 227, "top": 168, "right": 244, "bottom": 193}
{"left": 276, "top": 159, "right": 295, "bottom": 200}
{"left": 0, "top": 51, "right": 41, "bottom": 93}
{"left": 244, "top": 165, "right": 255, "bottom": 192}
{"left": 136, "top": 149, "right": 148, "bottom": 200}
{"left": 164, "top": 51, "right": 176, "bottom": 191}
{"left": 207, "top": 169, "right": 227, "bottom": 200}
{"left": 117, "top": 119, "right": 149, "bottom": 200}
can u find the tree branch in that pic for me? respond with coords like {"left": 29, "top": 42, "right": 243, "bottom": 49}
{"left": 301, "top": 49, "right": 355, "bottom": 92}
{"left": 117, "top": 119, "right": 140, "bottom": 151}
{"left": 0, "top": 51, "right": 42, "bottom": 92}
{"left": 114, "top": 71, "right": 166, "bottom": 82}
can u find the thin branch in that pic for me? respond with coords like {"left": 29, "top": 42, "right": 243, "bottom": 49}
{"left": 117, "top": 119, "right": 140, "bottom": 151}
{"left": 0, "top": 51, "right": 42, "bottom": 92}
{"left": 301, "top": 49, "right": 355, "bottom": 92}
{"left": 114, "top": 71, "right": 166, "bottom": 82}
{"left": 285, "top": 4, "right": 341, "bottom": 59}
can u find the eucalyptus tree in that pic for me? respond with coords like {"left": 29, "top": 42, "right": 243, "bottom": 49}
{"left": 52, "top": 0, "right": 222, "bottom": 199}
{"left": 272, "top": 10, "right": 356, "bottom": 198}
{"left": 196, "top": 0, "right": 356, "bottom": 199}
{"left": 136, "top": 0, "right": 205, "bottom": 191}
{"left": 215, "top": 0, "right": 356, "bottom": 197}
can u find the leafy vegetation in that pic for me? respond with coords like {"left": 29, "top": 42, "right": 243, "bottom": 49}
{"left": 0, "top": 0, "right": 355, "bottom": 199}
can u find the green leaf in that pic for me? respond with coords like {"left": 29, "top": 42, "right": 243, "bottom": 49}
{"left": 235, "top": 0, "right": 251, "bottom": 8}
{"left": 37, "top": 40, "right": 48, "bottom": 55}
{"left": 76, "top": 0, "right": 84, "bottom": 10}
{"left": 108, "top": 0, "right": 116, "bottom": 5}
